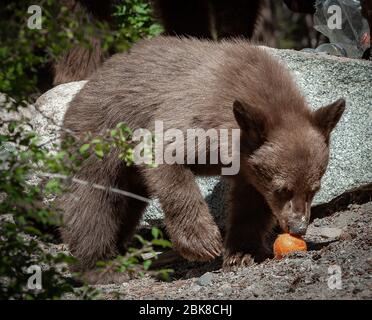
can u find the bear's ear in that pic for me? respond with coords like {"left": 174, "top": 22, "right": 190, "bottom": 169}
{"left": 312, "top": 99, "right": 345, "bottom": 142}
{"left": 233, "top": 100, "right": 266, "bottom": 139}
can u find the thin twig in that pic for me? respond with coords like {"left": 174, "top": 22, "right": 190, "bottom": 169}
{"left": 38, "top": 172, "right": 153, "bottom": 204}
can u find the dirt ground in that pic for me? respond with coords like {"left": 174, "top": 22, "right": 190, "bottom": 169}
{"left": 90, "top": 201, "right": 371, "bottom": 300}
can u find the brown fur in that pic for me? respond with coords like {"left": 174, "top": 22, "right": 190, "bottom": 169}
{"left": 61, "top": 37, "right": 345, "bottom": 282}
{"left": 53, "top": 38, "right": 105, "bottom": 86}
{"left": 53, "top": 0, "right": 114, "bottom": 86}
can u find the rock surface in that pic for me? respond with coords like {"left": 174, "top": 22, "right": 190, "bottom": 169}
{"left": 32, "top": 48, "right": 372, "bottom": 226}
{"left": 33, "top": 80, "right": 88, "bottom": 148}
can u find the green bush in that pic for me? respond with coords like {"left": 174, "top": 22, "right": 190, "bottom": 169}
{"left": 113, "top": 0, "right": 163, "bottom": 51}
{"left": 0, "top": 0, "right": 168, "bottom": 300}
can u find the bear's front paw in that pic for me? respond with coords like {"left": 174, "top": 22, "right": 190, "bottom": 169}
{"left": 172, "top": 222, "right": 222, "bottom": 262}
{"left": 223, "top": 252, "right": 255, "bottom": 269}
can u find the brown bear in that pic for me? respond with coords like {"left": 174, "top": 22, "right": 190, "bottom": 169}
{"left": 60, "top": 37, "right": 345, "bottom": 283}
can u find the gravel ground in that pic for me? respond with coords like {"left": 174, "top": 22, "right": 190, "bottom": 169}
{"left": 91, "top": 202, "right": 371, "bottom": 300}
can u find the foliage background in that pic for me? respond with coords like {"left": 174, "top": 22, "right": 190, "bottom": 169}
{"left": 0, "top": 0, "right": 163, "bottom": 299}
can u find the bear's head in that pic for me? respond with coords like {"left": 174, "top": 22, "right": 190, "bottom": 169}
{"left": 233, "top": 98, "right": 345, "bottom": 235}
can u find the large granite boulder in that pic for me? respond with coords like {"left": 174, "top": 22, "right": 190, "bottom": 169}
{"left": 32, "top": 48, "right": 372, "bottom": 227}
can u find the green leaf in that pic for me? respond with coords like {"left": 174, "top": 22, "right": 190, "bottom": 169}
{"left": 94, "top": 146, "right": 104, "bottom": 158}
{"left": 157, "top": 268, "right": 174, "bottom": 282}
{"left": 91, "top": 138, "right": 102, "bottom": 144}
{"left": 151, "top": 227, "right": 160, "bottom": 239}
{"left": 151, "top": 239, "right": 172, "bottom": 248}
{"left": 96, "top": 261, "right": 107, "bottom": 268}
{"left": 45, "top": 178, "right": 61, "bottom": 194}
{"left": 24, "top": 226, "right": 42, "bottom": 236}
{"left": 79, "top": 144, "right": 90, "bottom": 154}
{"left": 7, "top": 121, "right": 17, "bottom": 133}
{"left": 133, "top": 234, "right": 147, "bottom": 245}
{"left": 143, "top": 259, "right": 152, "bottom": 270}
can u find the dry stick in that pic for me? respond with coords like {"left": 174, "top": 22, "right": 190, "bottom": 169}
{"left": 38, "top": 172, "right": 152, "bottom": 204}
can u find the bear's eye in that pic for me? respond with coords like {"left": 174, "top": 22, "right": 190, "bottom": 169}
{"left": 275, "top": 187, "right": 293, "bottom": 201}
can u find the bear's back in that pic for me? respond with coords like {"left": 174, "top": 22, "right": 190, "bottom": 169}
{"left": 64, "top": 37, "right": 306, "bottom": 136}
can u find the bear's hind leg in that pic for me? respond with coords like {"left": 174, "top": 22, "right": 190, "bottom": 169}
{"left": 61, "top": 155, "right": 143, "bottom": 284}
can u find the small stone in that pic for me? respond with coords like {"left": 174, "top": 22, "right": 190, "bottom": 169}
{"left": 248, "top": 285, "right": 265, "bottom": 297}
{"left": 340, "top": 231, "right": 352, "bottom": 241}
{"left": 366, "top": 258, "right": 372, "bottom": 267}
{"left": 308, "top": 227, "right": 342, "bottom": 239}
{"left": 318, "top": 227, "right": 342, "bottom": 239}
{"left": 312, "top": 252, "right": 321, "bottom": 260}
{"left": 313, "top": 219, "right": 321, "bottom": 227}
{"left": 0, "top": 214, "right": 14, "bottom": 224}
{"left": 359, "top": 290, "right": 372, "bottom": 299}
{"left": 196, "top": 272, "right": 213, "bottom": 286}
{"left": 191, "top": 284, "right": 201, "bottom": 292}
{"left": 220, "top": 283, "right": 232, "bottom": 295}
{"left": 253, "top": 288, "right": 264, "bottom": 297}
{"left": 352, "top": 287, "right": 362, "bottom": 295}
{"left": 334, "top": 215, "right": 351, "bottom": 228}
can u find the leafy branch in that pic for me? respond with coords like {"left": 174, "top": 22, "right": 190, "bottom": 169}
{"left": 96, "top": 227, "right": 173, "bottom": 283}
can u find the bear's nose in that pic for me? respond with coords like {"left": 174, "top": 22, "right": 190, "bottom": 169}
{"left": 288, "top": 221, "right": 308, "bottom": 236}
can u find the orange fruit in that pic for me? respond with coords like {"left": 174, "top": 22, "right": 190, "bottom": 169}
{"left": 273, "top": 233, "right": 307, "bottom": 259}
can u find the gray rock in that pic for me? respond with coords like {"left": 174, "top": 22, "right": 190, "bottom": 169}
{"left": 270, "top": 50, "right": 371, "bottom": 207}
{"left": 318, "top": 227, "right": 343, "bottom": 239}
{"left": 0, "top": 214, "right": 14, "bottom": 224}
{"left": 333, "top": 212, "right": 352, "bottom": 228}
{"left": 196, "top": 272, "right": 213, "bottom": 286}
{"left": 33, "top": 81, "right": 88, "bottom": 149}
{"left": 312, "top": 218, "right": 322, "bottom": 227}
{"left": 306, "top": 226, "right": 343, "bottom": 242}
{"left": 142, "top": 176, "right": 229, "bottom": 227}
{"left": 32, "top": 48, "right": 372, "bottom": 227}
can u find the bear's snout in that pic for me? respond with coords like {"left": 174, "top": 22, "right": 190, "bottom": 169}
{"left": 288, "top": 219, "right": 308, "bottom": 236}
{"left": 286, "top": 198, "right": 310, "bottom": 236}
